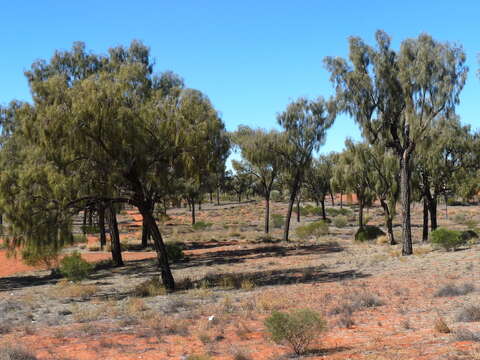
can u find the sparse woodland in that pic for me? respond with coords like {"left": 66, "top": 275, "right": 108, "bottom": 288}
{"left": 0, "top": 31, "right": 480, "bottom": 359}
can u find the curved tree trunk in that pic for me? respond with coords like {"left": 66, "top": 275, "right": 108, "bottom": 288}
{"left": 140, "top": 209, "right": 175, "bottom": 292}
{"left": 107, "top": 206, "right": 123, "bottom": 267}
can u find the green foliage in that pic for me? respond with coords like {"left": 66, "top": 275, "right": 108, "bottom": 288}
{"left": 460, "top": 230, "right": 479, "bottom": 243}
{"left": 333, "top": 216, "right": 348, "bottom": 228}
{"left": 264, "top": 309, "right": 326, "bottom": 355}
{"left": 192, "top": 221, "right": 212, "bottom": 231}
{"left": 81, "top": 225, "right": 100, "bottom": 234}
{"left": 270, "top": 190, "right": 282, "bottom": 202}
{"left": 271, "top": 214, "right": 284, "bottom": 229}
{"left": 165, "top": 241, "right": 184, "bottom": 262}
{"left": 354, "top": 225, "right": 385, "bottom": 242}
{"left": 293, "top": 206, "right": 310, "bottom": 216}
{"left": 295, "top": 221, "right": 329, "bottom": 240}
{"left": 326, "top": 207, "right": 352, "bottom": 217}
{"left": 21, "top": 245, "right": 60, "bottom": 270}
{"left": 59, "top": 252, "right": 93, "bottom": 282}
{"left": 430, "top": 228, "right": 467, "bottom": 251}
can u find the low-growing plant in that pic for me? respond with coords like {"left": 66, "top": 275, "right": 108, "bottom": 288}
{"left": 192, "top": 221, "right": 212, "bottom": 231}
{"left": 295, "top": 221, "right": 329, "bottom": 240}
{"left": 59, "top": 252, "right": 93, "bottom": 282}
{"left": 133, "top": 277, "right": 166, "bottom": 297}
{"left": 430, "top": 228, "right": 467, "bottom": 251}
{"left": 434, "top": 317, "right": 451, "bottom": 333}
{"left": 271, "top": 214, "right": 284, "bottom": 229}
{"left": 264, "top": 309, "right": 326, "bottom": 355}
{"left": 270, "top": 190, "right": 283, "bottom": 202}
{"left": 165, "top": 241, "right": 184, "bottom": 262}
{"left": 435, "top": 283, "right": 475, "bottom": 297}
{"left": 333, "top": 216, "right": 348, "bottom": 228}
{"left": 456, "top": 305, "right": 480, "bottom": 322}
{"left": 0, "top": 345, "right": 37, "bottom": 360}
{"left": 354, "top": 225, "right": 385, "bottom": 242}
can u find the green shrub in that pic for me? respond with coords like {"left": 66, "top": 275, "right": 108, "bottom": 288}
{"left": 270, "top": 190, "right": 282, "bottom": 202}
{"left": 460, "top": 230, "right": 479, "bottom": 243}
{"left": 271, "top": 214, "right": 284, "bottom": 229}
{"left": 430, "top": 227, "right": 467, "bottom": 251}
{"left": 165, "top": 241, "right": 184, "bottom": 262}
{"left": 21, "top": 245, "right": 60, "bottom": 270}
{"left": 59, "top": 252, "right": 93, "bottom": 282}
{"left": 264, "top": 309, "right": 326, "bottom": 355}
{"left": 326, "top": 207, "right": 352, "bottom": 217}
{"left": 81, "top": 224, "right": 100, "bottom": 234}
{"left": 295, "top": 221, "right": 329, "bottom": 240}
{"left": 294, "top": 206, "right": 310, "bottom": 216}
{"left": 0, "top": 346, "right": 37, "bottom": 360}
{"left": 354, "top": 225, "right": 385, "bottom": 242}
{"left": 333, "top": 216, "right": 348, "bottom": 228}
{"left": 192, "top": 221, "right": 212, "bottom": 231}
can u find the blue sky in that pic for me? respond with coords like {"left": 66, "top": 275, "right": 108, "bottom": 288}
{"left": 1, "top": 0, "right": 478, "bottom": 155}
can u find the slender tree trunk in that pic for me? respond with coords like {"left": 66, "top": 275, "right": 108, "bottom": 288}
{"left": 283, "top": 176, "right": 300, "bottom": 241}
{"left": 422, "top": 197, "right": 429, "bottom": 242}
{"left": 238, "top": 194, "right": 241, "bottom": 203}
{"left": 400, "top": 151, "right": 413, "bottom": 255}
{"left": 340, "top": 193, "right": 343, "bottom": 209}
{"left": 140, "top": 208, "right": 175, "bottom": 291}
{"left": 88, "top": 208, "right": 93, "bottom": 227}
{"left": 209, "top": 192, "right": 213, "bottom": 203}
{"left": 141, "top": 217, "right": 150, "bottom": 248}
{"left": 82, "top": 209, "right": 87, "bottom": 234}
{"left": 98, "top": 206, "right": 106, "bottom": 250}
{"left": 191, "top": 198, "right": 196, "bottom": 225}
{"left": 107, "top": 206, "right": 123, "bottom": 267}
{"left": 216, "top": 187, "right": 220, "bottom": 206}
{"left": 321, "top": 199, "right": 326, "bottom": 220}
{"left": 358, "top": 199, "right": 364, "bottom": 229}
{"left": 330, "top": 191, "right": 335, "bottom": 206}
{"left": 296, "top": 195, "right": 301, "bottom": 223}
{"left": 429, "top": 196, "right": 438, "bottom": 231}
{"left": 264, "top": 193, "right": 270, "bottom": 234}
{"left": 380, "top": 199, "right": 395, "bottom": 245}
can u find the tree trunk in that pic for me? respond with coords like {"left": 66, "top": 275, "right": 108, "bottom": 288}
{"left": 107, "top": 206, "right": 123, "bottom": 267}
{"left": 209, "top": 192, "right": 213, "bottom": 203}
{"left": 321, "top": 199, "right": 326, "bottom": 220}
{"left": 216, "top": 187, "right": 220, "bottom": 206}
{"left": 422, "top": 197, "right": 429, "bottom": 242}
{"left": 400, "top": 151, "right": 413, "bottom": 255}
{"left": 264, "top": 193, "right": 270, "bottom": 234}
{"left": 82, "top": 209, "right": 87, "bottom": 234}
{"left": 330, "top": 191, "right": 335, "bottom": 206}
{"left": 428, "top": 196, "right": 437, "bottom": 231}
{"left": 140, "top": 209, "right": 175, "bottom": 292}
{"left": 296, "top": 195, "right": 301, "bottom": 223}
{"left": 88, "top": 208, "right": 93, "bottom": 227}
{"left": 380, "top": 199, "right": 395, "bottom": 245}
{"left": 358, "top": 199, "right": 364, "bottom": 229}
{"left": 444, "top": 194, "right": 448, "bottom": 220}
{"left": 283, "top": 176, "right": 300, "bottom": 241}
{"left": 238, "top": 194, "right": 241, "bottom": 203}
{"left": 141, "top": 216, "right": 150, "bottom": 248}
{"left": 340, "top": 193, "right": 343, "bottom": 209}
{"left": 191, "top": 198, "right": 196, "bottom": 225}
{"left": 98, "top": 206, "right": 106, "bottom": 250}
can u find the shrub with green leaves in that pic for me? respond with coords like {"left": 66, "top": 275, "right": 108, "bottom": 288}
{"left": 354, "top": 225, "right": 385, "bottom": 242}
{"left": 165, "top": 241, "right": 184, "bottom": 262}
{"left": 430, "top": 227, "right": 467, "bottom": 251}
{"left": 294, "top": 206, "right": 311, "bottom": 216}
{"left": 270, "top": 190, "right": 282, "bottom": 202}
{"left": 264, "top": 309, "right": 326, "bottom": 355}
{"left": 333, "top": 216, "right": 348, "bottom": 228}
{"left": 326, "top": 207, "right": 352, "bottom": 217}
{"left": 192, "top": 221, "right": 212, "bottom": 231}
{"left": 271, "top": 214, "right": 284, "bottom": 229}
{"left": 59, "top": 252, "right": 93, "bottom": 282}
{"left": 295, "top": 221, "right": 329, "bottom": 240}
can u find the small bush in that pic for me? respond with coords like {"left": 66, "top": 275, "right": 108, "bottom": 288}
{"left": 295, "top": 221, "right": 329, "bottom": 240}
{"left": 165, "top": 241, "right": 184, "bottom": 262}
{"left": 192, "top": 221, "right": 212, "bottom": 231}
{"left": 264, "top": 309, "right": 326, "bottom": 355}
{"left": 435, "top": 283, "right": 475, "bottom": 298}
{"left": 294, "top": 206, "right": 311, "bottom": 216}
{"left": 0, "top": 346, "right": 37, "bottom": 360}
{"left": 456, "top": 305, "right": 480, "bottom": 322}
{"left": 354, "top": 225, "right": 385, "bottom": 242}
{"left": 327, "top": 207, "right": 352, "bottom": 217}
{"left": 333, "top": 216, "right": 348, "bottom": 228}
{"left": 270, "top": 190, "right": 282, "bottom": 202}
{"left": 59, "top": 252, "right": 93, "bottom": 282}
{"left": 81, "top": 224, "right": 100, "bottom": 234}
{"left": 454, "top": 327, "right": 480, "bottom": 342}
{"left": 430, "top": 228, "right": 467, "bottom": 251}
{"left": 271, "top": 214, "right": 284, "bottom": 229}
{"left": 133, "top": 277, "right": 166, "bottom": 297}
{"left": 460, "top": 230, "right": 479, "bottom": 243}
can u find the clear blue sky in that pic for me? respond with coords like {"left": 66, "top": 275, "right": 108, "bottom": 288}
{"left": 1, "top": 0, "right": 478, "bottom": 155}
